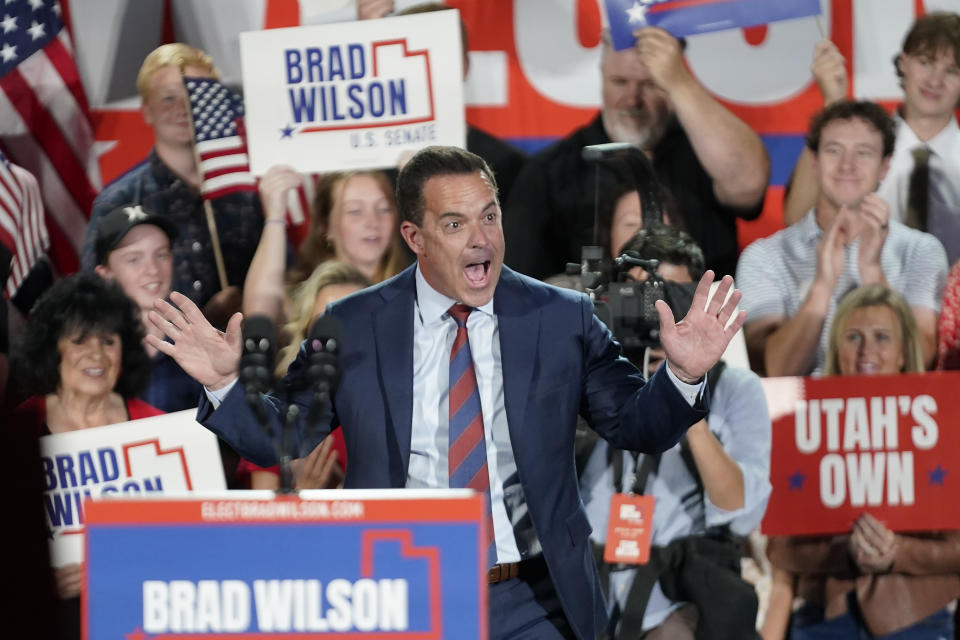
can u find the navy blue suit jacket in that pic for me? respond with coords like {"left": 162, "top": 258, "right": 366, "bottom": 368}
{"left": 199, "top": 264, "right": 706, "bottom": 640}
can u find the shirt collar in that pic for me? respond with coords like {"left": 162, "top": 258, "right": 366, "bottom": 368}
{"left": 799, "top": 208, "right": 823, "bottom": 242}
{"left": 414, "top": 263, "right": 495, "bottom": 326}
{"left": 895, "top": 112, "right": 960, "bottom": 157}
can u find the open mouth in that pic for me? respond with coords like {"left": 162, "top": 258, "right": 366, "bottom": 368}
{"left": 83, "top": 367, "right": 105, "bottom": 377}
{"left": 463, "top": 261, "right": 491, "bottom": 287}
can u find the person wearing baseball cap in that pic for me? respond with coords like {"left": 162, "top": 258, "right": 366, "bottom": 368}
{"left": 94, "top": 203, "right": 202, "bottom": 413}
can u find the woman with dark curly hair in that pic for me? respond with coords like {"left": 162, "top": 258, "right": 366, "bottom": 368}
{"left": 11, "top": 272, "right": 163, "bottom": 630}
{"left": 13, "top": 272, "right": 160, "bottom": 430}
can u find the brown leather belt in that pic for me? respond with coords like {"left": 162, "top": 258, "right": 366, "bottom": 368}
{"left": 487, "top": 557, "right": 546, "bottom": 584}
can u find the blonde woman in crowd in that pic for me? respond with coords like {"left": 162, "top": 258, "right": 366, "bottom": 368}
{"left": 763, "top": 285, "right": 960, "bottom": 640}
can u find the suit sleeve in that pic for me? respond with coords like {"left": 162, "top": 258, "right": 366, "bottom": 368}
{"left": 577, "top": 294, "right": 707, "bottom": 454}
{"left": 196, "top": 341, "right": 335, "bottom": 467}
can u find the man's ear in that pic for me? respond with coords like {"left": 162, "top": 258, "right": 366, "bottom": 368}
{"left": 399, "top": 220, "right": 423, "bottom": 255}
{"left": 94, "top": 264, "right": 112, "bottom": 279}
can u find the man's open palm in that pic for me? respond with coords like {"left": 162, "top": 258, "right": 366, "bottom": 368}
{"left": 658, "top": 271, "right": 746, "bottom": 383}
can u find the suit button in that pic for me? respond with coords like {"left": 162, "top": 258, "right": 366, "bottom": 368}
{"left": 192, "top": 280, "right": 202, "bottom": 291}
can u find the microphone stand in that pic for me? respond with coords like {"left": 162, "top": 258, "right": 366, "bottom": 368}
{"left": 278, "top": 401, "right": 299, "bottom": 494}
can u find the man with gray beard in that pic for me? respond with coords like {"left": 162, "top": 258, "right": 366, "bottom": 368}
{"left": 504, "top": 27, "right": 769, "bottom": 281}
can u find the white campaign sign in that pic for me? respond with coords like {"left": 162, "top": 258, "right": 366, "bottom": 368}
{"left": 240, "top": 11, "right": 466, "bottom": 174}
{"left": 40, "top": 410, "right": 225, "bottom": 566}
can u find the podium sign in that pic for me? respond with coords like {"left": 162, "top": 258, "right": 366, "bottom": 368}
{"left": 761, "top": 372, "right": 960, "bottom": 536}
{"left": 83, "top": 490, "right": 486, "bottom": 639}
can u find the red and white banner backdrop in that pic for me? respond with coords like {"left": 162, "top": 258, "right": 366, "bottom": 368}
{"left": 64, "top": 0, "right": 960, "bottom": 249}
{"left": 760, "top": 372, "right": 960, "bottom": 537}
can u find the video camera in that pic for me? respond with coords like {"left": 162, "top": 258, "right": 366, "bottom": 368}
{"left": 566, "top": 245, "right": 694, "bottom": 354}
{"left": 571, "top": 143, "right": 696, "bottom": 355}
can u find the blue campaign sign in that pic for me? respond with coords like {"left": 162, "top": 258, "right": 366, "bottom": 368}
{"left": 605, "top": 0, "right": 821, "bottom": 49}
{"left": 83, "top": 492, "right": 486, "bottom": 639}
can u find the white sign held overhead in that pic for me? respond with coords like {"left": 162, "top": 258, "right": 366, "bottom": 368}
{"left": 240, "top": 10, "right": 466, "bottom": 174}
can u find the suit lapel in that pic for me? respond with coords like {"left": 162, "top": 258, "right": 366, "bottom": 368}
{"left": 495, "top": 268, "right": 540, "bottom": 452}
{"left": 373, "top": 267, "right": 416, "bottom": 483}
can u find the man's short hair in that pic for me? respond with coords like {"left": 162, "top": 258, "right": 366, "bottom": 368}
{"left": 396, "top": 146, "right": 497, "bottom": 226}
{"left": 619, "top": 223, "right": 705, "bottom": 281}
{"left": 805, "top": 100, "right": 896, "bottom": 158}
{"left": 137, "top": 43, "right": 219, "bottom": 101}
{"left": 896, "top": 12, "right": 960, "bottom": 78}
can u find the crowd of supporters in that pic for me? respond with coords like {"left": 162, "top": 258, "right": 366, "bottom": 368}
{"left": 4, "top": 3, "right": 960, "bottom": 640}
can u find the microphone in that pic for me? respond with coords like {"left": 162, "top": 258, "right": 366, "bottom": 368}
{"left": 239, "top": 315, "right": 276, "bottom": 426}
{"left": 305, "top": 315, "right": 341, "bottom": 401}
{"left": 303, "top": 314, "right": 342, "bottom": 432}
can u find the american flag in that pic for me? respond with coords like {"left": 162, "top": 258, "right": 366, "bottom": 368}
{"left": 186, "top": 75, "right": 311, "bottom": 247}
{"left": 0, "top": 0, "right": 99, "bottom": 276}
{"left": 0, "top": 150, "right": 49, "bottom": 298}
{"left": 185, "top": 76, "right": 257, "bottom": 200}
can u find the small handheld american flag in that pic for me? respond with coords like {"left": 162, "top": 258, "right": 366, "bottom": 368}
{"left": 184, "top": 76, "right": 257, "bottom": 200}
{"left": 185, "top": 76, "right": 311, "bottom": 247}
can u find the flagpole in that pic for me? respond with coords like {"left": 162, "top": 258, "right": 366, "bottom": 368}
{"left": 179, "top": 62, "right": 230, "bottom": 292}
{"left": 815, "top": 15, "right": 826, "bottom": 39}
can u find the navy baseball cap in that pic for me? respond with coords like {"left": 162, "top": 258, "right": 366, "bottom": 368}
{"left": 95, "top": 204, "right": 177, "bottom": 265}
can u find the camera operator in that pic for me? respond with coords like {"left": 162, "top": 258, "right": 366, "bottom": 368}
{"left": 578, "top": 225, "right": 772, "bottom": 640}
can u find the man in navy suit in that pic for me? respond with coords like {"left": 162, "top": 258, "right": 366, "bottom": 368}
{"left": 148, "top": 146, "right": 746, "bottom": 640}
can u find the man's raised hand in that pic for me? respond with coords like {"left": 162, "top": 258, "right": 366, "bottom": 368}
{"left": 146, "top": 291, "right": 243, "bottom": 390}
{"left": 658, "top": 271, "right": 746, "bottom": 383}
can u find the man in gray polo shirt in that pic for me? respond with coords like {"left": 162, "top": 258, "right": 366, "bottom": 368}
{"left": 736, "top": 100, "right": 947, "bottom": 377}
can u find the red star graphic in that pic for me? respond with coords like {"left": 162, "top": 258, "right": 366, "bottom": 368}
{"left": 125, "top": 626, "right": 148, "bottom": 640}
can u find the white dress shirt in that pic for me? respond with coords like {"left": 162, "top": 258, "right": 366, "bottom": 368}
{"left": 878, "top": 114, "right": 960, "bottom": 262}
{"left": 409, "top": 266, "right": 530, "bottom": 563}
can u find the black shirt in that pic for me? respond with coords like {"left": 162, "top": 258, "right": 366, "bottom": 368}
{"left": 504, "top": 114, "right": 763, "bottom": 280}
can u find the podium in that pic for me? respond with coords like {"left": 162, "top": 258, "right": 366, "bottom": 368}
{"left": 83, "top": 490, "right": 487, "bottom": 639}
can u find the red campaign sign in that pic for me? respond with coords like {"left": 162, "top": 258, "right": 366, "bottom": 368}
{"left": 760, "top": 372, "right": 960, "bottom": 537}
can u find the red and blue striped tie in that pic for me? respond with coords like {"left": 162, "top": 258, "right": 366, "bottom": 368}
{"left": 447, "top": 304, "right": 496, "bottom": 567}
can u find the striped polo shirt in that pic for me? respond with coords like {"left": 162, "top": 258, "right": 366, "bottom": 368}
{"left": 736, "top": 210, "right": 948, "bottom": 375}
